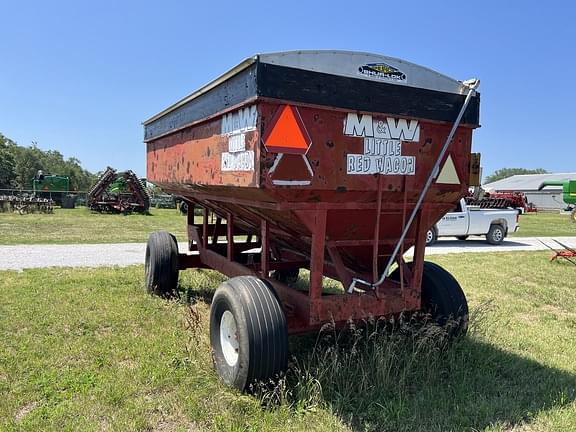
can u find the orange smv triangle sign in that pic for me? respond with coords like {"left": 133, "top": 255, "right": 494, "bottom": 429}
{"left": 263, "top": 105, "right": 311, "bottom": 155}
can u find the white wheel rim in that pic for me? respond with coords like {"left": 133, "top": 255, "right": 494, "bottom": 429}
{"left": 426, "top": 230, "right": 433, "bottom": 243}
{"left": 493, "top": 228, "right": 503, "bottom": 242}
{"left": 220, "top": 310, "right": 239, "bottom": 367}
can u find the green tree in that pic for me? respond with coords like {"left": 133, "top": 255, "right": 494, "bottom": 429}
{"left": 484, "top": 168, "right": 548, "bottom": 184}
{"left": 0, "top": 134, "right": 16, "bottom": 189}
{"left": 12, "top": 144, "right": 43, "bottom": 189}
{"left": 0, "top": 133, "right": 98, "bottom": 191}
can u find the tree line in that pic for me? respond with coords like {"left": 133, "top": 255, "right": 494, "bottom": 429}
{"left": 484, "top": 167, "right": 548, "bottom": 184}
{"left": 0, "top": 133, "right": 97, "bottom": 191}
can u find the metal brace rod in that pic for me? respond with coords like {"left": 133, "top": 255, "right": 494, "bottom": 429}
{"left": 348, "top": 79, "right": 480, "bottom": 293}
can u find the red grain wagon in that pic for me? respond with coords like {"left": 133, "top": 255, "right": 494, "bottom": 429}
{"left": 143, "top": 51, "right": 481, "bottom": 391}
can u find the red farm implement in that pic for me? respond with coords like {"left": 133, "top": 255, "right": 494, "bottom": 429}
{"left": 143, "top": 51, "right": 481, "bottom": 391}
{"left": 539, "top": 239, "right": 576, "bottom": 265}
{"left": 466, "top": 190, "right": 530, "bottom": 213}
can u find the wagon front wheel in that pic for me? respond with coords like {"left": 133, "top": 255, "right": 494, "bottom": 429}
{"left": 210, "top": 276, "right": 288, "bottom": 392}
{"left": 145, "top": 231, "right": 179, "bottom": 296}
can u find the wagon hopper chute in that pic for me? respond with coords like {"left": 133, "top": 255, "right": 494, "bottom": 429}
{"left": 143, "top": 51, "right": 481, "bottom": 391}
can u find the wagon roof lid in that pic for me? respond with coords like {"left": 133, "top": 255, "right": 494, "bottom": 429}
{"left": 259, "top": 50, "right": 470, "bottom": 94}
{"left": 143, "top": 50, "right": 474, "bottom": 125}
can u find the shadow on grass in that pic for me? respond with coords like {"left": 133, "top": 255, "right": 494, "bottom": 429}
{"left": 176, "top": 269, "right": 224, "bottom": 305}
{"left": 176, "top": 272, "right": 576, "bottom": 430}
{"left": 284, "top": 324, "right": 576, "bottom": 432}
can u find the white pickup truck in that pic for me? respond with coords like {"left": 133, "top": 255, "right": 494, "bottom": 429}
{"left": 426, "top": 198, "right": 519, "bottom": 245}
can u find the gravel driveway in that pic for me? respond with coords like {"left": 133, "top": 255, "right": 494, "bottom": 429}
{"left": 1, "top": 237, "right": 575, "bottom": 271}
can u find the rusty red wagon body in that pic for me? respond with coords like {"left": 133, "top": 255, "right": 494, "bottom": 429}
{"left": 143, "top": 51, "right": 481, "bottom": 390}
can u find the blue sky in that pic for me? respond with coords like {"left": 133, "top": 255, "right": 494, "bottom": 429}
{"left": 1, "top": 1, "right": 575, "bottom": 180}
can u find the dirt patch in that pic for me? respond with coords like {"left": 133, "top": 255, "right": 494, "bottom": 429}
{"left": 118, "top": 359, "right": 136, "bottom": 369}
{"left": 541, "top": 304, "right": 576, "bottom": 320}
{"left": 15, "top": 401, "right": 39, "bottom": 422}
{"left": 515, "top": 312, "right": 539, "bottom": 325}
{"left": 154, "top": 418, "right": 198, "bottom": 431}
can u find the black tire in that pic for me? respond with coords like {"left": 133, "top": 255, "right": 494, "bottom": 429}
{"left": 209, "top": 276, "right": 288, "bottom": 392}
{"left": 486, "top": 224, "right": 505, "bottom": 245}
{"left": 272, "top": 268, "right": 300, "bottom": 285}
{"left": 179, "top": 201, "right": 188, "bottom": 215}
{"left": 456, "top": 235, "right": 469, "bottom": 241}
{"left": 391, "top": 261, "right": 468, "bottom": 337}
{"left": 145, "top": 231, "right": 179, "bottom": 296}
{"left": 425, "top": 227, "right": 438, "bottom": 246}
{"left": 420, "top": 261, "right": 468, "bottom": 337}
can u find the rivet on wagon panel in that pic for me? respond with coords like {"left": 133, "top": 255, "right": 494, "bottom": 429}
{"left": 143, "top": 50, "right": 480, "bottom": 392}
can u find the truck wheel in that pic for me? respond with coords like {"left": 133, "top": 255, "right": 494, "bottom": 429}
{"left": 486, "top": 224, "right": 505, "bottom": 245}
{"left": 425, "top": 227, "right": 437, "bottom": 246}
{"left": 456, "top": 235, "right": 469, "bottom": 241}
{"left": 145, "top": 231, "right": 179, "bottom": 296}
{"left": 272, "top": 268, "right": 300, "bottom": 285}
{"left": 210, "top": 276, "right": 288, "bottom": 392}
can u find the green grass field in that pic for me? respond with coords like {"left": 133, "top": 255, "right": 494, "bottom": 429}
{"left": 0, "top": 207, "right": 575, "bottom": 245}
{"left": 511, "top": 212, "right": 576, "bottom": 237}
{"left": 1, "top": 252, "right": 575, "bottom": 431}
{"left": 0, "top": 207, "right": 188, "bottom": 245}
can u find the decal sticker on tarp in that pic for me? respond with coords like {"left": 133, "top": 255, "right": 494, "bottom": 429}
{"left": 358, "top": 62, "right": 407, "bottom": 82}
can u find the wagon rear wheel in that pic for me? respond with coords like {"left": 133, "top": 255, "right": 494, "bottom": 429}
{"left": 145, "top": 231, "right": 179, "bottom": 296}
{"left": 209, "top": 276, "right": 288, "bottom": 392}
{"left": 272, "top": 268, "right": 300, "bottom": 285}
{"left": 391, "top": 261, "right": 468, "bottom": 337}
{"left": 420, "top": 261, "right": 468, "bottom": 337}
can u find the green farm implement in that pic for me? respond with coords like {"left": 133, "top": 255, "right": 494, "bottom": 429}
{"left": 539, "top": 179, "right": 576, "bottom": 222}
{"left": 32, "top": 172, "right": 72, "bottom": 206}
{"left": 87, "top": 167, "right": 150, "bottom": 214}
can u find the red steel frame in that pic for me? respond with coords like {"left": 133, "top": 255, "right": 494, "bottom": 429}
{"left": 177, "top": 198, "right": 443, "bottom": 334}
{"left": 147, "top": 100, "right": 477, "bottom": 335}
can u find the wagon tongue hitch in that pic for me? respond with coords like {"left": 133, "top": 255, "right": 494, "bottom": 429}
{"left": 347, "top": 79, "right": 480, "bottom": 294}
